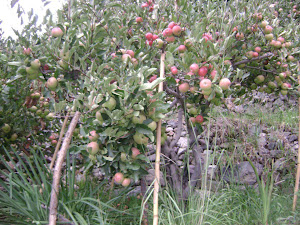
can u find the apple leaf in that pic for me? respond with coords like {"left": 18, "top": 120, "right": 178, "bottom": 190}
{"left": 140, "top": 78, "right": 165, "bottom": 91}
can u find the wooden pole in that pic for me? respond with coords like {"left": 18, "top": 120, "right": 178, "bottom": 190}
{"left": 293, "top": 62, "right": 300, "bottom": 211}
{"left": 50, "top": 112, "right": 70, "bottom": 170}
{"left": 49, "top": 111, "right": 81, "bottom": 225}
{"left": 153, "top": 51, "right": 165, "bottom": 225}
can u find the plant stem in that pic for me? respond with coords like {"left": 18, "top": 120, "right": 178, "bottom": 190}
{"left": 153, "top": 51, "right": 165, "bottom": 225}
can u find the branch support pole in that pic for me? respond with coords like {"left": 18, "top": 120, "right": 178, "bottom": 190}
{"left": 293, "top": 62, "right": 300, "bottom": 211}
{"left": 49, "top": 111, "right": 81, "bottom": 225}
{"left": 153, "top": 51, "right": 165, "bottom": 225}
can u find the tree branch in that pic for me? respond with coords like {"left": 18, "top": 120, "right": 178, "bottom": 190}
{"left": 232, "top": 52, "right": 274, "bottom": 68}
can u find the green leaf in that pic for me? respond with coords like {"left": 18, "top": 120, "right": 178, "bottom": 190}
{"left": 140, "top": 78, "right": 165, "bottom": 91}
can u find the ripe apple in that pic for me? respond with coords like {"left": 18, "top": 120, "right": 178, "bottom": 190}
{"left": 252, "top": 52, "right": 259, "bottom": 57}
{"left": 277, "top": 37, "right": 285, "bottom": 43}
{"left": 178, "top": 45, "right": 186, "bottom": 53}
{"left": 261, "top": 21, "right": 268, "bottom": 28}
{"left": 254, "top": 47, "right": 261, "bottom": 53}
{"left": 219, "top": 78, "right": 231, "bottom": 90}
{"left": 172, "top": 25, "right": 181, "bottom": 36}
{"left": 122, "top": 178, "right": 131, "bottom": 187}
{"left": 210, "top": 69, "right": 217, "bottom": 79}
{"left": 189, "top": 117, "right": 196, "bottom": 125}
{"left": 179, "top": 83, "right": 190, "bottom": 93}
{"left": 47, "top": 77, "right": 58, "bottom": 91}
{"left": 122, "top": 54, "right": 132, "bottom": 62}
{"left": 88, "top": 131, "right": 99, "bottom": 141}
{"left": 87, "top": 142, "right": 99, "bottom": 155}
{"left": 264, "top": 25, "right": 273, "bottom": 34}
{"left": 145, "top": 32, "right": 153, "bottom": 41}
{"left": 200, "top": 79, "right": 212, "bottom": 90}
{"left": 163, "top": 28, "right": 173, "bottom": 37}
{"left": 195, "top": 115, "right": 204, "bottom": 124}
{"left": 190, "top": 63, "right": 199, "bottom": 73}
{"left": 189, "top": 86, "right": 197, "bottom": 93}
{"left": 51, "top": 27, "right": 63, "bottom": 37}
{"left": 126, "top": 50, "right": 135, "bottom": 58}
{"left": 171, "top": 66, "right": 178, "bottom": 75}
{"left": 149, "top": 75, "right": 157, "bottom": 83}
{"left": 168, "top": 21, "right": 176, "bottom": 29}
{"left": 136, "top": 17, "right": 143, "bottom": 23}
{"left": 103, "top": 97, "right": 116, "bottom": 111}
{"left": 166, "top": 36, "right": 175, "bottom": 43}
{"left": 114, "top": 172, "right": 124, "bottom": 184}
{"left": 198, "top": 66, "right": 208, "bottom": 77}
{"left": 131, "top": 147, "right": 141, "bottom": 159}
{"left": 287, "top": 55, "right": 295, "bottom": 62}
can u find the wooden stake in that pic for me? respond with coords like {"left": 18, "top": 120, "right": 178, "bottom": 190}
{"left": 50, "top": 112, "right": 70, "bottom": 170}
{"left": 49, "top": 111, "right": 81, "bottom": 225}
{"left": 153, "top": 51, "right": 165, "bottom": 225}
{"left": 293, "top": 62, "right": 300, "bottom": 211}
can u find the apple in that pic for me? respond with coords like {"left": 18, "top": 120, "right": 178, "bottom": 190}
{"left": 166, "top": 36, "right": 175, "bottom": 43}
{"left": 265, "top": 34, "right": 274, "bottom": 41}
{"left": 131, "top": 147, "right": 141, "bottom": 159}
{"left": 10, "top": 133, "right": 18, "bottom": 141}
{"left": 254, "top": 47, "right": 261, "bottom": 53}
{"left": 189, "top": 86, "right": 197, "bottom": 93}
{"left": 184, "top": 39, "right": 192, "bottom": 47}
{"left": 252, "top": 52, "right": 259, "bottom": 58}
{"left": 198, "top": 66, "right": 208, "bottom": 77}
{"left": 120, "top": 152, "right": 127, "bottom": 162}
{"left": 31, "top": 59, "right": 41, "bottom": 70}
{"left": 178, "top": 45, "right": 186, "bottom": 53}
{"left": 46, "top": 112, "right": 55, "bottom": 121}
{"left": 219, "top": 78, "right": 231, "bottom": 90}
{"left": 210, "top": 69, "right": 217, "bottom": 79}
{"left": 268, "top": 81, "right": 277, "bottom": 89}
{"left": 2, "top": 123, "right": 11, "bottom": 133}
{"left": 23, "top": 48, "right": 31, "bottom": 55}
{"left": 122, "top": 54, "right": 132, "bottom": 62}
{"left": 126, "top": 50, "right": 134, "bottom": 58}
{"left": 287, "top": 55, "right": 295, "bottom": 62}
{"left": 163, "top": 28, "right": 173, "bottom": 37}
{"left": 145, "top": 32, "right": 153, "bottom": 40}
{"left": 195, "top": 115, "right": 204, "bottom": 124}
{"left": 264, "top": 25, "right": 273, "bottom": 34}
{"left": 277, "top": 37, "right": 285, "bottom": 43}
{"left": 88, "top": 130, "right": 99, "bottom": 141}
{"left": 281, "top": 83, "right": 290, "bottom": 90}
{"left": 132, "top": 113, "right": 146, "bottom": 124}
{"left": 136, "top": 17, "right": 143, "bottom": 23}
{"left": 147, "top": 121, "right": 157, "bottom": 131}
{"left": 114, "top": 172, "right": 124, "bottom": 184}
{"left": 168, "top": 21, "right": 176, "bottom": 29}
{"left": 171, "top": 66, "right": 178, "bottom": 75}
{"left": 133, "top": 132, "right": 149, "bottom": 145}
{"left": 190, "top": 63, "right": 199, "bottom": 73}
{"left": 172, "top": 25, "right": 181, "bottom": 36}
{"left": 281, "top": 89, "right": 288, "bottom": 95}
{"left": 87, "top": 142, "right": 99, "bottom": 155}
{"left": 254, "top": 75, "right": 265, "bottom": 84}
{"left": 261, "top": 21, "right": 268, "bottom": 28}
{"left": 51, "top": 27, "right": 63, "bottom": 37}
{"left": 51, "top": 140, "right": 58, "bottom": 146}
{"left": 149, "top": 75, "right": 157, "bottom": 83}
{"left": 122, "top": 178, "right": 131, "bottom": 187}
{"left": 141, "top": 3, "right": 149, "bottom": 8}
{"left": 103, "top": 97, "right": 116, "bottom": 111}
{"left": 200, "top": 79, "right": 212, "bottom": 90}
{"left": 154, "top": 38, "right": 164, "bottom": 48}
{"left": 189, "top": 117, "right": 196, "bottom": 125}
{"left": 179, "top": 83, "right": 190, "bottom": 93}
{"left": 47, "top": 77, "right": 58, "bottom": 91}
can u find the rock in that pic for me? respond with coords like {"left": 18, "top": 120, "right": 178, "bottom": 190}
{"left": 177, "top": 137, "right": 188, "bottom": 148}
{"left": 222, "top": 161, "right": 263, "bottom": 185}
{"left": 166, "top": 127, "right": 173, "bottom": 132}
{"left": 178, "top": 148, "right": 186, "bottom": 155}
{"left": 267, "top": 141, "right": 276, "bottom": 150}
{"left": 167, "top": 120, "right": 177, "bottom": 127}
{"left": 288, "top": 134, "right": 298, "bottom": 142}
{"left": 144, "top": 169, "right": 165, "bottom": 186}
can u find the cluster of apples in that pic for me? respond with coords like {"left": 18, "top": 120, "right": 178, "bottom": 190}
{"left": 49, "top": 133, "right": 58, "bottom": 146}
{"left": 141, "top": 0, "right": 154, "bottom": 12}
{"left": 0, "top": 123, "right": 18, "bottom": 142}
{"left": 27, "top": 91, "right": 54, "bottom": 121}
{"left": 25, "top": 59, "right": 41, "bottom": 80}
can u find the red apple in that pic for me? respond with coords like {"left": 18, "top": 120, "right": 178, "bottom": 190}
{"left": 166, "top": 36, "right": 175, "bottom": 43}
{"left": 190, "top": 63, "right": 199, "bottom": 73}
{"left": 178, "top": 45, "right": 186, "bottom": 53}
{"left": 51, "top": 27, "right": 63, "bottom": 37}
{"left": 189, "top": 117, "right": 196, "bottom": 125}
{"left": 219, "top": 78, "right": 231, "bottom": 90}
{"left": 89, "top": 130, "right": 99, "bottom": 141}
{"left": 198, "top": 66, "right": 208, "bottom": 77}
{"left": 114, "top": 172, "right": 124, "bottom": 184}
{"left": 264, "top": 25, "right": 273, "bottom": 34}
{"left": 131, "top": 147, "right": 141, "bottom": 159}
{"left": 149, "top": 75, "right": 157, "bottom": 83}
{"left": 152, "top": 34, "right": 158, "bottom": 40}
{"left": 172, "top": 25, "right": 181, "bottom": 36}
{"left": 141, "top": 3, "right": 149, "bottom": 8}
{"left": 254, "top": 47, "right": 261, "bottom": 53}
{"left": 87, "top": 142, "right": 99, "bottom": 155}
{"left": 195, "top": 115, "right": 204, "bottom": 124}
{"left": 122, "top": 178, "right": 131, "bottom": 187}
{"left": 163, "top": 28, "right": 173, "bottom": 37}
{"left": 179, "top": 83, "right": 190, "bottom": 93}
{"left": 210, "top": 69, "right": 217, "bottom": 79}
{"left": 122, "top": 54, "right": 132, "bottom": 62}
{"left": 126, "top": 50, "right": 135, "bottom": 58}
{"left": 200, "top": 79, "right": 212, "bottom": 90}
{"left": 23, "top": 48, "right": 31, "bottom": 55}
{"left": 171, "top": 66, "right": 178, "bottom": 75}
{"left": 136, "top": 17, "right": 143, "bottom": 23}
{"left": 168, "top": 21, "right": 176, "bottom": 29}
{"left": 277, "top": 37, "right": 285, "bottom": 43}
{"left": 145, "top": 32, "right": 153, "bottom": 41}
